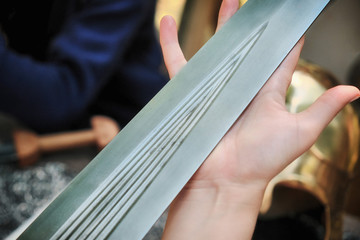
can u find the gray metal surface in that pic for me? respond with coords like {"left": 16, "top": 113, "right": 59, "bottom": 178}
{"left": 19, "top": 0, "right": 330, "bottom": 239}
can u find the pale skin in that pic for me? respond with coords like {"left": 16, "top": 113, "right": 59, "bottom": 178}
{"left": 159, "top": 0, "right": 360, "bottom": 239}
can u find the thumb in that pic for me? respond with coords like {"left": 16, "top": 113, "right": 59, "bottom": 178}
{"left": 297, "top": 85, "right": 360, "bottom": 147}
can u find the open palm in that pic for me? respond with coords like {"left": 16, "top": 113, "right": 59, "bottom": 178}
{"left": 159, "top": 0, "right": 360, "bottom": 191}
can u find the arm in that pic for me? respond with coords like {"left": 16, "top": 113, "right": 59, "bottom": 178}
{"left": 160, "top": 0, "right": 360, "bottom": 239}
{"left": 0, "top": 0, "right": 154, "bottom": 132}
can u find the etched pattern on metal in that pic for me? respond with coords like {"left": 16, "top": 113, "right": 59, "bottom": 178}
{"left": 50, "top": 23, "right": 268, "bottom": 240}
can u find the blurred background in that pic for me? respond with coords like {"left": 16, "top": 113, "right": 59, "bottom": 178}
{"left": 1, "top": 0, "right": 360, "bottom": 239}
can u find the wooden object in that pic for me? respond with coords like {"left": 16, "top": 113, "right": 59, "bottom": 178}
{"left": 13, "top": 116, "right": 120, "bottom": 167}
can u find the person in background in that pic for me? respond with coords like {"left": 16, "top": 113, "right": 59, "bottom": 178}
{"left": 158, "top": 0, "right": 360, "bottom": 239}
{"left": 0, "top": 0, "right": 167, "bottom": 133}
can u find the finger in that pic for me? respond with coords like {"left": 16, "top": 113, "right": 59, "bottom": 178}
{"left": 260, "top": 37, "right": 305, "bottom": 98}
{"left": 216, "top": 0, "right": 239, "bottom": 32}
{"left": 297, "top": 85, "right": 360, "bottom": 148}
{"left": 159, "top": 15, "right": 187, "bottom": 78}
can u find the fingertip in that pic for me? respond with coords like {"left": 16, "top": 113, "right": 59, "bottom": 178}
{"left": 160, "top": 15, "right": 176, "bottom": 37}
{"left": 160, "top": 15, "right": 178, "bottom": 47}
{"left": 351, "top": 95, "right": 360, "bottom": 103}
{"left": 217, "top": 0, "right": 239, "bottom": 32}
{"left": 160, "top": 15, "right": 176, "bottom": 28}
{"left": 343, "top": 85, "right": 360, "bottom": 103}
{"left": 328, "top": 85, "right": 360, "bottom": 102}
{"left": 159, "top": 15, "right": 187, "bottom": 79}
{"left": 301, "top": 85, "right": 360, "bottom": 127}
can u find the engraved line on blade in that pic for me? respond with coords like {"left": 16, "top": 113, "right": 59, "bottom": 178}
{"left": 96, "top": 69, "right": 233, "bottom": 239}
{"left": 98, "top": 22, "right": 269, "bottom": 239}
{"left": 82, "top": 55, "right": 238, "bottom": 239}
{"left": 75, "top": 94, "right": 211, "bottom": 239}
{"left": 53, "top": 22, "right": 268, "bottom": 240}
{"left": 54, "top": 88, "right": 213, "bottom": 239}
{"left": 50, "top": 22, "right": 268, "bottom": 240}
{"left": 58, "top": 72, "right": 223, "bottom": 239}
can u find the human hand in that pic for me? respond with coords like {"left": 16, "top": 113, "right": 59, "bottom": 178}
{"left": 160, "top": 0, "right": 360, "bottom": 239}
{"left": 160, "top": 0, "right": 359, "bottom": 196}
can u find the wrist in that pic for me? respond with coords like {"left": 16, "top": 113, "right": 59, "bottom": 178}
{"left": 162, "top": 180, "right": 267, "bottom": 240}
{"left": 183, "top": 175, "right": 268, "bottom": 205}
{"left": 181, "top": 179, "right": 266, "bottom": 213}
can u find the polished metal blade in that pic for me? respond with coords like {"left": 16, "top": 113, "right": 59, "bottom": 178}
{"left": 19, "top": 0, "right": 330, "bottom": 239}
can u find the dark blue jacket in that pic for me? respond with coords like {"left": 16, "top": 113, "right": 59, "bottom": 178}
{"left": 0, "top": 0, "right": 167, "bottom": 132}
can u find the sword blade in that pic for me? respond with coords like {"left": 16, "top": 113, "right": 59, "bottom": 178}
{"left": 19, "top": 0, "right": 330, "bottom": 239}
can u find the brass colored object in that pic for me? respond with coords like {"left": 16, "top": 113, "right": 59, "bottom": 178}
{"left": 345, "top": 55, "right": 360, "bottom": 218}
{"left": 178, "top": 0, "right": 221, "bottom": 59}
{"left": 179, "top": 0, "right": 248, "bottom": 60}
{"left": 155, "top": 0, "right": 187, "bottom": 31}
{"left": 260, "top": 60, "right": 360, "bottom": 240}
{"left": 240, "top": 0, "right": 248, "bottom": 6}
